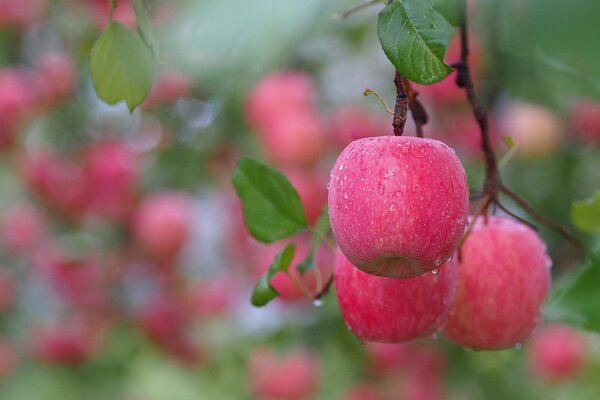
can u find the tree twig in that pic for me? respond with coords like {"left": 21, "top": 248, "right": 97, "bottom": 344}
{"left": 393, "top": 71, "right": 408, "bottom": 136}
{"left": 402, "top": 77, "right": 428, "bottom": 138}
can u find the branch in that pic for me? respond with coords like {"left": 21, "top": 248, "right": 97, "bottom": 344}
{"left": 501, "top": 185, "right": 584, "bottom": 252}
{"left": 393, "top": 71, "right": 408, "bottom": 136}
{"left": 402, "top": 77, "right": 428, "bottom": 138}
{"left": 454, "top": 1, "right": 500, "bottom": 200}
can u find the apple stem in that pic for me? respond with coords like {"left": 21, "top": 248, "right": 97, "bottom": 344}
{"left": 392, "top": 71, "right": 409, "bottom": 136}
{"left": 287, "top": 271, "right": 316, "bottom": 300}
{"left": 401, "top": 77, "right": 428, "bottom": 138}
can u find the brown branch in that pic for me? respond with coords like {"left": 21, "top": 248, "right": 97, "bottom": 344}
{"left": 402, "top": 77, "right": 428, "bottom": 138}
{"left": 393, "top": 71, "right": 408, "bottom": 136}
{"left": 501, "top": 185, "right": 584, "bottom": 252}
{"left": 454, "top": 1, "right": 500, "bottom": 202}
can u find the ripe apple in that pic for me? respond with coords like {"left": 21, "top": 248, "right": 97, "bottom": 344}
{"left": 527, "top": 324, "right": 588, "bottom": 382}
{"left": 132, "top": 192, "right": 193, "bottom": 264}
{"left": 248, "top": 347, "right": 320, "bottom": 400}
{"left": 570, "top": 99, "right": 600, "bottom": 145}
{"left": 442, "top": 216, "right": 551, "bottom": 350}
{"left": 0, "top": 204, "right": 46, "bottom": 253}
{"left": 254, "top": 234, "right": 333, "bottom": 301}
{"left": 334, "top": 249, "right": 458, "bottom": 343}
{"left": 143, "top": 70, "right": 193, "bottom": 109}
{"left": 328, "top": 105, "right": 391, "bottom": 149}
{"left": 499, "top": 101, "right": 563, "bottom": 157}
{"left": 328, "top": 136, "right": 469, "bottom": 278}
{"left": 282, "top": 167, "right": 328, "bottom": 225}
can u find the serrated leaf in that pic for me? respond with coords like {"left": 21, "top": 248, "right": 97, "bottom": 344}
{"left": 90, "top": 21, "right": 154, "bottom": 112}
{"left": 132, "top": 0, "right": 158, "bottom": 58}
{"left": 433, "top": 0, "right": 459, "bottom": 26}
{"left": 232, "top": 157, "right": 308, "bottom": 243}
{"left": 546, "top": 251, "right": 600, "bottom": 330}
{"left": 571, "top": 192, "right": 600, "bottom": 233}
{"left": 251, "top": 243, "right": 296, "bottom": 307}
{"left": 377, "top": 0, "right": 454, "bottom": 85}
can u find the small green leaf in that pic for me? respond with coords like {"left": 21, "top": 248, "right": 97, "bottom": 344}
{"left": 313, "top": 206, "right": 331, "bottom": 237}
{"left": 251, "top": 243, "right": 296, "bottom": 307}
{"left": 377, "top": 0, "right": 454, "bottom": 85}
{"left": 433, "top": 0, "right": 459, "bottom": 26}
{"left": 502, "top": 136, "right": 515, "bottom": 148}
{"left": 296, "top": 255, "right": 315, "bottom": 274}
{"left": 132, "top": 0, "right": 158, "bottom": 58}
{"left": 547, "top": 251, "right": 600, "bottom": 330}
{"left": 571, "top": 192, "right": 600, "bottom": 233}
{"left": 297, "top": 207, "right": 331, "bottom": 274}
{"left": 232, "top": 157, "right": 308, "bottom": 243}
{"left": 90, "top": 21, "right": 154, "bottom": 112}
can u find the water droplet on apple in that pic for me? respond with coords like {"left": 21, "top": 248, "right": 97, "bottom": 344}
{"left": 389, "top": 204, "right": 396, "bottom": 212}
{"left": 313, "top": 299, "right": 323, "bottom": 307}
{"left": 431, "top": 269, "right": 440, "bottom": 275}
{"left": 343, "top": 192, "right": 349, "bottom": 200}
{"left": 338, "top": 164, "right": 344, "bottom": 171}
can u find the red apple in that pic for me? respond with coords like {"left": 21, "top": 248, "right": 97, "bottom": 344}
{"left": 0, "top": 204, "right": 46, "bottom": 253}
{"left": 570, "top": 99, "right": 600, "bottom": 145}
{"left": 36, "top": 52, "right": 77, "bottom": 106}
{"left": 334, "top": 249, "right": 458, "bottom": 343}
{"left": 143, "top": 70, "right": 193, "bottom": 108}
{"left": 328, "top": 136, "right": 469, "bottom": 278}
{"left": 527, "top": 324, "right": 588, "bottom": 382}
{"left": 329, "top": 105, "right": 391, "bottom": 148}
{"left": 443, "top": 216, "right": 551, "bottom": 350}
{"left": 248, "top": 347, "right": 320, "bottom": 400}
{"left": 254, "top": 234, "right": 333, "bottom": 301}
{"left": 132, "top": 192, "right": 193, "bottom": 264}
{"left": 283, "top": 167, "right": 328, "bottom": 225}
{"left": 499, "top": 101, "right": 563, "bottom": 157}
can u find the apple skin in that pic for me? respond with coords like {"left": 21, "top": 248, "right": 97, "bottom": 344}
{"left": 328, "top": 136, "right": 468, "bottom": 278}
{"left": 527, "top": 324, "right": 588, "bottom": 382}
{"left": 442, "top": 216, "right": 551, "bottom": 350}
{"left": 334, "top": 249, "right": 458, "bottom": 343}
{"left": 248, "top": 347, "right": 320, "bottom": 400}
{"left": 570, "top": 100, "right": 600, "bottom": 145}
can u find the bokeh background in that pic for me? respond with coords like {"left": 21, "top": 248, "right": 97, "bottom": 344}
{"left": 0, "top": 0, "right": 599, "bottom": 399}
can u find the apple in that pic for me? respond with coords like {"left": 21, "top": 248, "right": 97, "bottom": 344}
{"left": 527, "top": 324, "right": 588, "bottom": 382}
{"left": 143, "top": 71, "right": 193, "bottom": 109}
{"left": 0, "top": 204, "right": 46, "bottom": 253}
{"left": 334, "top": 249, "right": 458, "bottom": 343}
{"left": 570, "top": 99, "right": 600, "bottom": 145}
{"left": 36, "top": 52, "right": 76, "bottom": 106}
{"left": 498, "top": 101, "right": 563, "bottom": 157}
{"left": 283, "top": 167, "right": 328, "bottom": 225}
{"left": 248, "top": 347, "right": 320, "bottom": 400}
{"left": 254, "top": 234, "right": 333, "bottom": 301}
{"left": 443, "top": 216, "right": 551, "bottom": 350}
{"left": 132, "top": 192, "right": 193, "bottom": 264}
{"left": 329, "top": 105, "right": 391, "bottom": 149}
{"left": 328, "top": 136, "right": 469, "bottom": 278}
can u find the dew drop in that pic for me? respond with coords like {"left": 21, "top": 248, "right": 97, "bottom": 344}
{"left": 514, "top": 343, "right": 523, "bottom": 350}
{"left": 338, "top": 164, "right": 344, "bottom": 171}
{"left": 343, "top": 192, "right": 349, "bottom": 200}
{"left": 378, "top": 182, "right": 385, "bottom": 195}
{"left": 389, "top": 204, "right": 396, "bottom": 212}
{"left": 313, "top": 299, "right": 323, "bottom": 307}
{"left": 431, "top": 269, "right": 440, "bottom": 275}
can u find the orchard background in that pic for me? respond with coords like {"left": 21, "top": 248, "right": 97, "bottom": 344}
{"left": 0, "top": 0, "right": 599, "bottom": 399}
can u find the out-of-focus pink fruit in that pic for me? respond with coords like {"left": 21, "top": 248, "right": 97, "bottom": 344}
{"left": 0, "top": 68, "right": 37, "bottom": 148}
{"left": 255, "top": 234, "right": 333, "bottom": 301}
{"left": 283, "top": 167, "right": 327, "bottom": 225}
{"left": 84, "top": 140, "right": 139, "bottom": 219}
{"left": 132, "top": 192, "right": 193, "bottom": 264}
{"left": 527, "top": 324, "right": 588, "bottom": 382}
{"left": 499, "top": 102, "right": 563, "bottom": 157}
{"left": 0, "top": 204, "right": 46, "bottom": 253}
{"left": 329, "top": 106, "right": 391, "bottom": 148}
{"left": 570, "top": 100, "right": 600, "bottom": 145}
{"left": 335, "top": 249, "right": 458, "bottom": 343}
{"left": 189, "top": 276, "right": 235, "bottom": 317}
{"left": 248, "top": 347, "right": 320, "bottom": 400}
{"left": 0, "top": 0, "right": 45, "bottom": 28}
{"left": 32, "top": 319, "right": 101, "bottom": 366}
{"left": 343, "top": 384, "right": 381, "bottom": 400}
{"left": 329, "top": 136, "right": 469, "bottom": 278}
{"left": 245, "top": 71, "right": 315, "bottom": 129}
{"left": 36, "top": 52, "right": 76, "bottom": 106}
{"left": 443, "top": 216, "right": 551, "bottom": 350}
{"left": 144, "top": 71, "right": 193, "bottom": 108}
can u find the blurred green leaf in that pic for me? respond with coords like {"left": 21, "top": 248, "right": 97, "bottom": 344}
{"left": 298, "top": 207, "right": 331, "bottom": 274}
{"left": 547, "top": 251, "right": 600, "bottom": 330}
{"left": 433, "top": 0, "right": 459, "bottom": 26}
{"left": 132, "top": 0, "right": 158, "bottom": 58}
{"left": 251, "top": 243, "right": 296, "bottom": 306}
{"left": 89, "top": 21, "right": 153, "bottom": 112}
{"left": 232, "top": 157, "right": 308, "bottom": 243}
{"left": 572, "top": 192, "right": 600, "bottom": 233}
{"left": 377, "top": 0, "right": 453, "bottom": 84}
{"left": 502, "top": 136, "right": 515, "bottom": 148}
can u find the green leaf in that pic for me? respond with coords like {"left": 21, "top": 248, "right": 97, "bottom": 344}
{"left": 571, "top": 192, "right": 600, "bottom": 233}
{"left": 546, "top": 250, "right": 600, "bottom": 330}
{"left": 132, "top": 0, "right": 158, "bottom": 58}
{"left": 296, "top": 255, "right": 315, "bottom": 274}
{"left": 90, "top": 21, "right": 154, "bottom": 112}
{"left": 251, "top": 243, "right": 296, "bottom": 306}
{"left": 433, "top": 0, "right": 459, "bottom": 26}
{"left": 377, "top": 0, "right": 454, "bottom": 85}
{"left": 297, "top": 207, "right": 331, "bottom": 274}
{"left": 232, "top": 157, "right": 308, "bottom": 243}
{"left": 502, "top": 136, "right": 515, "bottom": 148}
